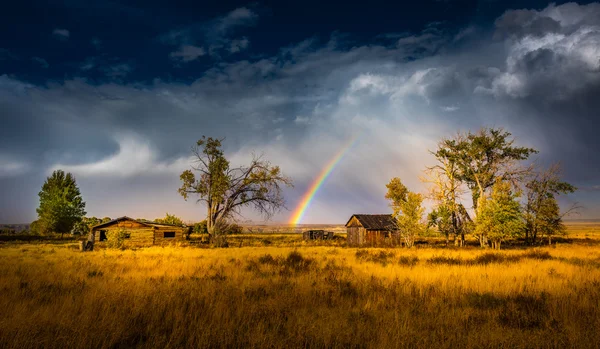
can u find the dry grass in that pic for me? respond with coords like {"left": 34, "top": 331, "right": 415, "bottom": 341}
{"left": 0, "top": 222, "right": 599, "bottom": 348}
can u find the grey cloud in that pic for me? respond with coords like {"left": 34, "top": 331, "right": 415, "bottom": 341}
{"left": 495, "top": 9, "right": 562, "bottom": 39}
{"left": 32, "top": 57, "right": 49, "bottom": 68}
{"left": 163, "top": 7, "right": 257, "bottom": 60}
{"left": 52, "top": 28, "right": 70, "bottom": 39}
{"left": 170, "top": 45, "right": 206, "bottom": 62}
{"left": 0, "top": 48, "right": 17, "bottom": 60}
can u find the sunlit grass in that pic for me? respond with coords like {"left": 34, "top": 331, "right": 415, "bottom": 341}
{"left": 1, "top": 238, "right": 600, "bottom": 348}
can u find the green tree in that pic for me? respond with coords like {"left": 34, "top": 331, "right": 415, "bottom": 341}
{"left": 36, "top": 170, "right": 86, "bottom": 236}
{"left": 524, "top": 164, "right": 577, "bottom": 245}
{"left": 155, "top": 212, "right": 184, "bottom": 226}
{"left": 423, "top": 151, "right": 471, "bottom": 246}
{"left": 386, "top": 178, "right": 426, "bottom": 248}
{"left": 436, "top": 128, "right": 537, "bottom": 211}
{"left": 70, "top": 217, "right": 102, "bottom": 235}
{"left": 475, "top": 180, "right": 525, "bottom": 250}
{"left": 193, "top": 220, "right": 208, "bottom": 235}
{"left": 435, "top": 128, "right": 536, "bottom": 246}
{"left": 179, "top": 136, "right": 292, "bottom": 246}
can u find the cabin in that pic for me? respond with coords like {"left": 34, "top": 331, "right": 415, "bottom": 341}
{"left": 303, "top": 230, "right": 334, "bottom": 241}
{"left": 345, "top": 214, "right": 399, "bottom": 246}
{"left": 90, "top": 216, "right": 190, "bottom": 246}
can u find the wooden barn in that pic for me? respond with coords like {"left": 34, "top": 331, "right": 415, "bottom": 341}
{"left": 90, "top": 216, "right": 190, "bottom": 246}
{"left": 345, "top": 214, "right": 399, "bottom": 246}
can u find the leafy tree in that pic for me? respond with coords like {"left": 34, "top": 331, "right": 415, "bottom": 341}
{"left": 386, "top": 178, "right": 426, "bottom": 248}
{"left": 475, "top": 180, "right": 525, "bottom": 250}
{"left": 423, "top": 150, "right": 471, "bottom": 246}
{"left": 179, "top": 136, "right": 292, "bottom": 246}
{"left": 29, "top": 219, "right": 47, "bottom": 235}
{"left": 101, "top": 217, "right": 112, "bottom": 223}
{"left": 155, "top": 212, "right": 184, "bottom": 226}
{"left": 36, "top": 170, "right": 86, "bottom": 236}
{"left": 70, "top": 217, "right": 102, "bottom": 235}
{"left": 436, "top": 128, "right": 537, "bottom": 211}
{"left": 434, "top": 128, "right": 536, "bottom": 246}
{"left": 524, "top": 164, "right": 577, "bottom": 245}
{"left": 193, "top": 220, "right": 208, "bottom": 235}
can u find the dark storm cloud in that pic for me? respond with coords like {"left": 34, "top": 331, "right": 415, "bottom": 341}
{"left": 1, "top": 2, "right": 599, "bottom": 223}
{"left": 161, "top": 6, "right": 258, "bottom": 62}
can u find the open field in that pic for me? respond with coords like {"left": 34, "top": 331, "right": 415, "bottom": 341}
{"left": 0, "top": 223, "right": 600, "bottom": 348}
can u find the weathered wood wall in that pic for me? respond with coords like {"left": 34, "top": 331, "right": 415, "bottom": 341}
{"left": 153, "top": 228, "right": 186, "bottom": 243}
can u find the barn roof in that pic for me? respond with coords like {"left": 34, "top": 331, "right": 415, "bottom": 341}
{"left": 345, "top": 214, "right": 398, "bottom": 230}
{"left": 91, "top": 216, "right": 187, "bottom": 230}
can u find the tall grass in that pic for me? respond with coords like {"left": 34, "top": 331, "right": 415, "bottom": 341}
{"left": 1, "top": 244, "right": 600, "bottom": 348}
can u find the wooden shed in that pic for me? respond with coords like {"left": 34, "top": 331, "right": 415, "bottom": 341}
{"left": 345, "top": 214, "right": 399, "bottom": 246}
{"left": 303, "top": 230, "right": 334, "bottom": 241}
{"left": 90, "top": 216, "right": 190, "bottom": 246}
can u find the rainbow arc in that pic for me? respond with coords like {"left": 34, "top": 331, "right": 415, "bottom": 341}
{"left": 289, "top": 136, "right": 358, "bottom": 225}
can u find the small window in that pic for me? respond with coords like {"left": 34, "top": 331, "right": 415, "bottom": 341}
{"left": 163, "top": 231, "right": 176, "bottom": 238}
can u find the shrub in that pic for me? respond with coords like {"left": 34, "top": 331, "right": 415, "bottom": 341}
{"left": 282, "top": 251, "right": 312, "bottom": 272}
{"left": 427, "top": 255, "right": 463, "bottom": 265}
{"left": 106, "top": 229, "right": 127, "bottom": 249}
{"left": 355, "top": 250, "right": 396, "bottom": 266}
{"left": 523, "top": 250, "right": 553, "bottom": 260}
{"left": 398, "top": 255, "right": 419, "bottom": 267}
{"left": 257, "top": 254, "right": 277, "bottom": 265}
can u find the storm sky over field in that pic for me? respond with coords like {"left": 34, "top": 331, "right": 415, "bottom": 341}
{"left": 1, "top": 0, "right": 599, "bottom": 223}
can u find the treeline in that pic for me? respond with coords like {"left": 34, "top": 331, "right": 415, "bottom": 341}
{"left": 387, "top": 128, "right": 577, "bottom": 249}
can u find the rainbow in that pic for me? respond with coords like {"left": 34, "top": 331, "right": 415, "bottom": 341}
{"left": 289, "top": 136, "right": 358, "bottom": 225}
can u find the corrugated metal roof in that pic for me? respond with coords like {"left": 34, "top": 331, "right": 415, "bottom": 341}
{"left": 345, "top": 214, "right": 397, "bottom": 230}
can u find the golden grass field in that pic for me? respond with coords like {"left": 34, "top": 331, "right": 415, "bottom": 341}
{"left": 1, "top": 223, "right": 600, "bottom": 348}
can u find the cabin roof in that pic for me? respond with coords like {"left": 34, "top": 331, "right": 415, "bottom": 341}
{"left": 345, "top": 214, "right": 397, "bottom": 230}
{"left": 91, "top": 216, "right": 187, "bottom": 230}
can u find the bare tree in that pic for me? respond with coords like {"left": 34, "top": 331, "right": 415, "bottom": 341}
{"left": 178, "top": 137, "right": 292, "bottom": 246}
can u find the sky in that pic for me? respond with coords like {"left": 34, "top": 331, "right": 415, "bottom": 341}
{"left": 1, "top": 0, "right": 599, "bottom": 224}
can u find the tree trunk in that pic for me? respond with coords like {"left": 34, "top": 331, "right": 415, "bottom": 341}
{"left": 548, "top": 236, "right": 552, "bottom": 245}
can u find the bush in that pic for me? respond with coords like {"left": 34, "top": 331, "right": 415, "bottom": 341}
{"left": 106, "top": 229, "right": 127, "bottom": 249}
{"left": 427, "top": 255, "right": 463, "bottom": 265}
{"left": 523, "top": 250, "right": 553, "bottom": 260}
{"left": 228, "top": 223, "right": 244, "bottom": 235}
{"left": 355, "top": 250, "right": 396, "bottom": 266}
{"left": 398, "top": 255, "right": 419, "bottom": 267}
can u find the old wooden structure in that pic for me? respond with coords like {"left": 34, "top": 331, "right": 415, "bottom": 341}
{"left": 303, "top": 230, "right": 334, "bottom": 241}
{"left": 345, "top": 214, "right": 399, "bottom": 246}
{"left": 90, "top": 216, "right": 190, "bottom": 246}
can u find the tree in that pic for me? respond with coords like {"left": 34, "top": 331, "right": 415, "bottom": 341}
{"left": 193, "top": 220, "right": 208, "bottom": 235}
{"left": 423, "top": 149, "right": 471, "bottom": 246}
{"left": 524, "top": 164, "right": 577, "bottom": 245}
{"left": 178, "top": 136, "right": 292, "bottom": 246}
{"left": 436, "top": 128, "right": 537, "bottom": 211}
{"left": 71, "top": 217, "right": 102, "bottom": 236}
{"left": 435, "top": 128, "right": 536, "bottom": 246}
{"left": 36, "top": 170, "right": 86, "bottom": 236}
{"left": 474, "top": 180, "right": 525, "bottom": 250}
{"left": 386, "top": 178, "right": 426, "bottom": 248}
{"left": 155, "top": 212, "right": 184, "bottom": 226}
